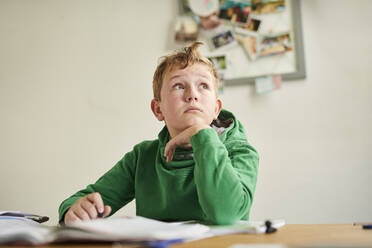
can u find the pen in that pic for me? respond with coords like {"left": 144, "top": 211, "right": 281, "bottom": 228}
{"left": 353, "top": 222, "right": 372, "bottom": 226}
{"left": 353, "top": 222, "right": 372, "bottom": 230}
{"left": 0, "top": 212, "right": 49, "bottom": 223}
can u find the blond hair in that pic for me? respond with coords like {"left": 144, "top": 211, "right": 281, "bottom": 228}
{"left": 152, "top": 42, "right": 219, "bottom": 100}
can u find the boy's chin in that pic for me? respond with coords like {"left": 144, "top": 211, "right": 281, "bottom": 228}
{"left": 181, "top": 116, "right": 211, "bottom": 128}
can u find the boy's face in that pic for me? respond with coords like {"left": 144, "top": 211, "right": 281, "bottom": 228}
{"left": 151, "top": 63, "right": 222, "bottom": 137}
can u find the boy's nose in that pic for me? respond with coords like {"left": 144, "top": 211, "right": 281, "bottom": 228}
{"left": 186, "top": 95, "right": 198, "bottom": 102}
{"left": 185, "top": 88, "right": 198, "bottom": 102}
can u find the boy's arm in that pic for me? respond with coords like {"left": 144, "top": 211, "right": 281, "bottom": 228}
{"left": 190, "top": 128, "right": 259, "bottom": 225}
{"left": 58, "top": 150, "right": 136, "bottom": 223}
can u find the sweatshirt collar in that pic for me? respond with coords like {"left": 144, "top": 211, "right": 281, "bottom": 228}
{"left": 157, "top": 109, "right": 235, "bottom": 164}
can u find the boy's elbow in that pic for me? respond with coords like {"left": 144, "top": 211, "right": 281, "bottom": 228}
{"left": 205, "top": 210, "right": 242, "bottom": 225}
{"left": 204, "top": 195, "right": 252, "bottom": 225}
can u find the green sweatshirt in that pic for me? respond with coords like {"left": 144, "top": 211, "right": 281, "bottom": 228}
{"left": 58, "top": 109, "right": 259, "bottom": 225}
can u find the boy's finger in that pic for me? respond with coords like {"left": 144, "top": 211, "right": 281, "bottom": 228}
{"left": 164, "top": 146, "right": 171, "bottom": 160}
{"left": 102, "top": 206, "right": 112, "bottom": 218}
{"left": 167, "top": 150, "right": 174, "bottom": 162}
{"left": 81, "top": 200, "right": 98, "bottom": 219}
{"left": 65, "top": 211, "right": 81, "bottom": 224}
{"left": 74, "top": 207, "right": 91, "bottom": 221}
{"left": 164, "top": 142, "right": 172, "bottom": 157}
{"left": 87, "top": 192, "right": 104, "bottom": 214}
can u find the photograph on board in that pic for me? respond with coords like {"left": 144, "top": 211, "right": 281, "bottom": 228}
{"left": 235, "top": 17, "right": 261, "bottom": 35}
{"left": 207, "top": 54, "right": 228, "bottom": 72}
{"left": 241, "top": 18, "right": 261, "bottom": 32}
{"left": 252, "top": 0, "right": 286, "bottom": 15}
{"left": 235, "top": 33, "right": 258, "bottom": 61}
{"left": 258, "top": 32, "right": 292, "bottom": 57}
{"left": 206, "top": 52, "right": 229, "bottom": 94}
{"left": 174, "top": 16, "right": 199, "bottom": 43}
{"left": 218, "top": 0, "right": 252, "bottom": 24}
{"left": 209, "top": 29, "right": 237, "bottom": 50}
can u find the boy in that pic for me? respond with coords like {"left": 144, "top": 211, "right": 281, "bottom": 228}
{"left": 59, "top": 42, "right": 259, "bottom": 225}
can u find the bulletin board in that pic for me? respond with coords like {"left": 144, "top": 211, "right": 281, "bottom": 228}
{"left": 176, "top": 0, "right": 306, "bottom": 86}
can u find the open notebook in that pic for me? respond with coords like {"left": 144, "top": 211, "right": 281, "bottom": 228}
{"left": 0, "top": 214, "right": 285, "bottom": 245}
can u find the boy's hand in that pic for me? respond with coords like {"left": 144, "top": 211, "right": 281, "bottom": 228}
{"left": 164, "top": 124, "right": 211, "bottom": 162}
{"left": 64, "top": 192, "right": 111, "bottom": 225}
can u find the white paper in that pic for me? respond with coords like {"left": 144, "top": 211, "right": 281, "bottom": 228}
{"left": 0, "top": 218, "right": 53, "bottom": 245}
{"left": 69, "top": 216, "right": 210, "bottom": 241}
{"left": 208, "top": 219, "right": 286, "bottom": 236}
{"left": 0, "top": 215, "right": 285, "bottom": 245}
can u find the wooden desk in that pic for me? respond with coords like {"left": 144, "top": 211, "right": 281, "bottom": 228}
{"left": 174, "top": 224, "right": 372, "bottom": 247}
{"left": 0, "top": 224, "right": 371, "bottom": 248}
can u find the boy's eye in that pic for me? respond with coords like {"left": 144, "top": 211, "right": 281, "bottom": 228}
{"left": 173, "top": 83, "right": 184, "bottom": 90}
{"left": 199, "top": 83, "right": 209, "bottom": 89}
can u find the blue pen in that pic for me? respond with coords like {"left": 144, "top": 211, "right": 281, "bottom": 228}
{"left": 0, "top": 212, "right": 49, "bottom": 223}
{"left": 146, "top": 238, "right": 184, "bottom": 248}
{"left": 353, "top": 222, "right": 372, "bottom": 229}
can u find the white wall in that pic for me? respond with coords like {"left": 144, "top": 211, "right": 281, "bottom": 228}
{"left": 0, "top": 0, "right": 371, "bottom": 225}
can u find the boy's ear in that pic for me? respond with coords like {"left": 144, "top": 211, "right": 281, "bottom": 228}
{"left": 151, "top": 99, "right": 165, "bottom": 121}
{"left": 214, "top": 99, "right": 222, "bottom": 120}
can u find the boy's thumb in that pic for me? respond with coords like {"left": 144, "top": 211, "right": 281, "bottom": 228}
{"left": 103, "top": 206, "right": 111, "bottom": 217}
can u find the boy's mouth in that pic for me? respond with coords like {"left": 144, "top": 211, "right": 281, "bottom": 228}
{"left": 185, "top": 106, "right": 202, "bottom": 113}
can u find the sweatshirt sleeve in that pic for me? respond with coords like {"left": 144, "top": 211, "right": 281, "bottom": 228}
{"left": 58, "top": 150, "right": 136, "bottom": 223}
{"left": 190, "top": 128, "right": 259, "bottom": 225}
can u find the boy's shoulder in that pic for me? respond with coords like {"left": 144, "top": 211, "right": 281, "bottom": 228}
{"left": 131, "top": 126, "right": 170, "bottom": 154}
{"left": 133, "top": 138, "right": 160, "bottom": 152}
